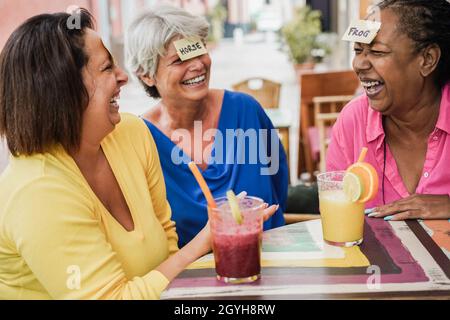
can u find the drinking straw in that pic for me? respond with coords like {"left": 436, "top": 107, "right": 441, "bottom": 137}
{"left": 357, "top": 147, "right": 368, "bottom": 163}
{"left": 188, "top": 162, "right": 217, "bottom": 209}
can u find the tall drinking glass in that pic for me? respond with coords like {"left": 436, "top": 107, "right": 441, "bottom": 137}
{"left": 317, "top": 171, "right": 365, "bottom": 247}
{"left": 207, "top": 196, "right": 265, "bottom": 284}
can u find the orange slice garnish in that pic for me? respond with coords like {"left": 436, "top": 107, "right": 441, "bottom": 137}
{"left": 346, "top": 162, "right": 379, "bottom": 203}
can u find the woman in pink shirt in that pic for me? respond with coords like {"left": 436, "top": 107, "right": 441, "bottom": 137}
{"left": 327, "top": 0, "right": 450, "bottom": 221}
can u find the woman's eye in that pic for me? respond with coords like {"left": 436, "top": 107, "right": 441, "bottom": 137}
{"left": 354, "top": 48, "right": 363, "bottom": 54}
{"left": 371, "top": 50, "right": 385, "bottom": 56}
{"left": 103, "top": 64, "right": 113, "bottom": 71}
{"left": 172, "top": 59, "right": 183, "bottom": 65}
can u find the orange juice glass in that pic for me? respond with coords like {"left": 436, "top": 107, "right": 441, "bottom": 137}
{"left": 317, "top": 171, "right": 365, "bottom": 247}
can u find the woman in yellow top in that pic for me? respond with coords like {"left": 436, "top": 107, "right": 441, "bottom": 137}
{"left": 0, "top": 10, "right": 214, "bottom": 300}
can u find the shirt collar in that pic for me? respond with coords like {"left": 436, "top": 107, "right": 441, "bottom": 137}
{"left": 436, "top": 83, "right": 450, "bottom": 134}
{"left": 366, "top": 83, "right": 450, "bottom": 141}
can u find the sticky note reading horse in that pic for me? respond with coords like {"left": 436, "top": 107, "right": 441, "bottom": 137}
{"left": 174, "top": 37, "right": 208, "bottom": 61}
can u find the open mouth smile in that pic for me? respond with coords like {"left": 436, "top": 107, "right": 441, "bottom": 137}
{"left": 110, "top": 92, "right": 120, "bottom": 111}
{"left": 360, "top": 79, "right": 385, "bottom": 98}
{"left": 182, "top": 74, "right": 207, "bottom": 86}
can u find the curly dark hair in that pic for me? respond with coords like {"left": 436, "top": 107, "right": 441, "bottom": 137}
{"left": 0, "top": 9, "right": 94, "bottom": 156}
{"left": 378, "top": 0, "right": 450, "bottom": 88}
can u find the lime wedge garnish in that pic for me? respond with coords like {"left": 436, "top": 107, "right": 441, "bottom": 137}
{"left": 226, "top": 190, "right": 243, "bottom": 225}
{"left": 343, "top": 172, "right": 363, "bottom": 203}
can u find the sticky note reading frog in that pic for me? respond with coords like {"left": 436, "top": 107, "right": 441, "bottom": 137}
{"left": 174, "top": 37, "right": 208, "bottom": 61}
{"left": 342, "top": 20, "right": 381, "bottom": 44}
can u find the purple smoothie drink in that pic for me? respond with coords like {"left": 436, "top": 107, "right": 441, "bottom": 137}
{"left": 208, "top": 196, "right": 264, "bottom": 284}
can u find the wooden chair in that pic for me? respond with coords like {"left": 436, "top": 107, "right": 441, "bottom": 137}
{"left": 232, "top": 78, "right": 281, "bottom": 109}
{"left": 314, "top": 95, "right": 354, "bottom": 172}
{"left": 298, "top": 70, "right": 360, "bottom": 179}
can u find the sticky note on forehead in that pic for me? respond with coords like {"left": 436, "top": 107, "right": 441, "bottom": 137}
{"left": 173, "top": 37, "right": 208, "bottom": 61}
{"left": 342, "top": 20, "right": 381, "bottom": 44}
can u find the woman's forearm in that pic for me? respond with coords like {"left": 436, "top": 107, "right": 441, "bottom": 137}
{"left": 156, "top": 226, "right": 211, "bottom": 282}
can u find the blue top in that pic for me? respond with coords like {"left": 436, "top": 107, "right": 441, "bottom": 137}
{"left": 143, "top": 90, "right": 288, "bottom": 247}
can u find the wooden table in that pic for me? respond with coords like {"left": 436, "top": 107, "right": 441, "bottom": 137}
{"left": 162, "top": 217, "right": 450, "bottom": 300}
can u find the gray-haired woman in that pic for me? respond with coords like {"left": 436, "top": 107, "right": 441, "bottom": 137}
{"left": 125, "top": 5, "right": 288, "bottom": 248}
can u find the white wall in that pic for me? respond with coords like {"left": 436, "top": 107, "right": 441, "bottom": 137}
{"left": 333, "top": 0, "right": 360, "bottom": 69}
{"left": 0, "top": 139, "right": 9, "bottom": 174}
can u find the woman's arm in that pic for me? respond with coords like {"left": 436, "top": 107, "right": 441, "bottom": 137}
{"left": 155, "top": 223, "right": 210, "bottom": 282}
{"left": 143, "top": 125, "right": 179, "bottom": 255}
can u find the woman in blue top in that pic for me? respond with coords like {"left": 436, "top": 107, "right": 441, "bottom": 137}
{"left": 125, "top": 5, "right": 288, "bottom": 247}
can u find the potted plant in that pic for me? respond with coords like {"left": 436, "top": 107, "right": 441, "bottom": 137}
{"left": 206, "top": 3, "right": 227, "bottom": 50}
{"left": 281, "top": 5, "right": 330, "bottom": 73}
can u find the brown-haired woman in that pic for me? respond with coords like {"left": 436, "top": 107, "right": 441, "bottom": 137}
{"left": 0, "top": 10, "right": 215, "bottom": 300}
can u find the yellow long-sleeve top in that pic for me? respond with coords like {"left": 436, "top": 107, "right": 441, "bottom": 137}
{"left": 0, "top": 113, "right": 179, "bottom": 299}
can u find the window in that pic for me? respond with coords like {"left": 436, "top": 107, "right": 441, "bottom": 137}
{"left": 306, "top": 0, "right": 338, "bottom": 32}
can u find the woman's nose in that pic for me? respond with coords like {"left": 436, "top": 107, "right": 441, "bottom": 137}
{"left": 115, "top": 66, "right": 129, "bottom": 87}
{"left": 353, "top": 52, "right": 371, "bottom": 73}
{"left": 187, "top": 56, "right": 204, "bottom": 71}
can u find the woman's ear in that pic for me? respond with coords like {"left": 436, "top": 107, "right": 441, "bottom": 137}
{"left": 140, "top": 74, "right": 156, "bottom": 87}
{"left": 420, "top": 44, "right": 441, "bottom": 78}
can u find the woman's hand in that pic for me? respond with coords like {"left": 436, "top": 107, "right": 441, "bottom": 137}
{"left": 236, "top": 191, "right": 279, "bottom": 222}
{"left": 368, "top": 194, "right": 450, "bottom": 221}
{"left": 193, "top": 197, "right": 278, "bottom": 256}
{"left": 194, "top": 191, "right": 278, "bottom": 255}
{"left": 189, "top": 203, "right": 279, "bottom": 260}
{"left": 262, "top": 203, "right": 280, "bottom": 222}
{"left": 195, "top": 222, "right": 212, "bottom": 256}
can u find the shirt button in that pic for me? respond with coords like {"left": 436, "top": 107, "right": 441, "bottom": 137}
{"left": 424, "top": 172, "right": 429, "bottom": 178}
{"left": 433, "top": 136, "right": 438, "bottom": 141}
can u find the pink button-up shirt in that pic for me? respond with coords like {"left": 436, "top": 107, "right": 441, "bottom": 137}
{"left": 326, "top": 83, "right": 450, "bottom": 208}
